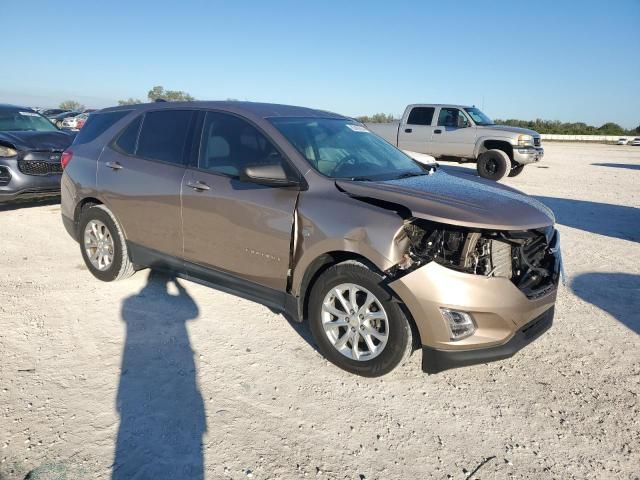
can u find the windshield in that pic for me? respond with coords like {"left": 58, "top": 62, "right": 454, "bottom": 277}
{"left": 0, "top": 109, "right": 58, "bottom": 132}
{"left": 464, "top": 107, "right": 494, "bottom": 126}
{"left": 269, "top": 117, "right": 425, "bottom": 180}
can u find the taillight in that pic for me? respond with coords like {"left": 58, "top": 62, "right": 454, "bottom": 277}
{"left": 61, "top": 150, "right": 73, "bottom": 169}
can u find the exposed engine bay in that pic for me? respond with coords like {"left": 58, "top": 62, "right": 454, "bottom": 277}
{"left": 389, "top": 219, "right": 561, "bottom": 298}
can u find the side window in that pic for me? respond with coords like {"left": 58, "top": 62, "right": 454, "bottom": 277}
{"left": 407, "top": 107, "right": 435, "bottom": 126}
{"left": 73, "top": 111, "right": 131, "bottom": 145}
{"left": 198, "top": 112, "right": 283, "bottom": 177}
{"left": 136, "top": 110, "right": 194, "bottom": 165}
{"left": 437, "top": 108, "right": 469, "bottom": 128}
{"left": 113, "top": 115, "right": 142, "bottom": 155}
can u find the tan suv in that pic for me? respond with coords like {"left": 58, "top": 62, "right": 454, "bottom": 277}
{"left": 60, "top": 101, "right": 561, "bottom": 376}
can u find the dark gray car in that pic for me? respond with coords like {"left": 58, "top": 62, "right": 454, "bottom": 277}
{"left": 61, "top": 101, "right": 561, "bottom": 376}
{"left": 0, "top": 104, "right": 74, "bottom": 202}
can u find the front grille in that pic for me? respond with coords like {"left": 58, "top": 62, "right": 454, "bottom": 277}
{"left": 534, "top": 137, "right": 541, "bottom": 147}
{"left": 0, "top": 166, "right": 11, "bottom": 186}
{"left": 18, "top": 160, "right": 63, "bottom": 176}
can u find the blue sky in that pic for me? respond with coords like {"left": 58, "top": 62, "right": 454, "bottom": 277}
{"left": 2, "top": 0, "right": 639, "bottom": 127}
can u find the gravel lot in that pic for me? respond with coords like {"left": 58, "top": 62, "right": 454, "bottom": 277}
{"left": 1, "top": 143, "right": 638, "bottom": 480}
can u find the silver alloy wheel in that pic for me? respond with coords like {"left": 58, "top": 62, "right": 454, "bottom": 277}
{"left": 83, "top": 220, "right": 115, "bottom": 271}
{"left": 321, "top": 283, "right": 389, "bottom": 361}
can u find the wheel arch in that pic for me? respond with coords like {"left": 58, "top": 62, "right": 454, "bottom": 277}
{"left": 295, "top": 250, "right": 422, "bottom": 348}
{"left": 476, "top": 138, "right": 514, "bottom": 161}
{"left": 70, "top": 196, "right": 104, "bottom": 240}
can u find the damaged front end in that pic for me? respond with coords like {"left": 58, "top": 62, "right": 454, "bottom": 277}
{"left": 388, "top": 218, "right": 562, "bottom": 299}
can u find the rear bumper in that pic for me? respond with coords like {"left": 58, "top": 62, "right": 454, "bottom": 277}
{"left": 62, "top": 212, "right": 77, "bottom": 240}
{"left": 513, "top": 146, "right": 544, "bottom": 165}
{"left": 422, "top": 307, "right": 554, "bottom": 373}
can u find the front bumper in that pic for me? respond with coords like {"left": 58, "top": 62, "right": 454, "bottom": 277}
{"left": 422, "top": 307, "right": 554, "bottom": 373}
{"left": 513, "top": 146, "right": 544, "bottom": 165}
{"left": 0, "top": 155, "right": 62, "bottom": 203}
{"left": 388, "top": 261, "right": 558, "bottom": 373}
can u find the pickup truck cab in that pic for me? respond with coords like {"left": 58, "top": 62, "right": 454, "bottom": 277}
{"left": 366, "top": 104, "right": 544, "bottom": 181}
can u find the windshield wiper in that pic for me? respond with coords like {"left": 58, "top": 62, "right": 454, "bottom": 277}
{"left": 349, "top": 176, "right": 375, "bottom": 181}
{"left": 394, "top": 171, "right": 429, "bottom": 179}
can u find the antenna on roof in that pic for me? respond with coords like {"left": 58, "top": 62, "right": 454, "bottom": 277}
{"left": 154, "top": 99, "right": 167, "bottom": 103}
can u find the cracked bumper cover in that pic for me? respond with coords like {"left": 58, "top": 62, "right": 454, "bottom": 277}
{"left": 388, "top": 261, "right": 558, "bottom": 373}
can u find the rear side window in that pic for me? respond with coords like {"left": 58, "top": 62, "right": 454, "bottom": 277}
{"left": 73, "top": 111, "right": 130, "bottom": 145}
{"left": 136, "top": 110, "right": 194, "bottom": 165}
{"left": 407, "top": 107, "right": 435, "bottom": 126}
{"left": 113, "top": 116, "right": 142, "bottom": 155}
{"left": 198, "top": 111, "right": 283, "bottom": 177}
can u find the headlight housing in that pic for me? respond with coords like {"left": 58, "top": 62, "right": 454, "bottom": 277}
{"left": 517, "top": 134, "right": 534, "bottom": 147}
{"left": 0, "top": 145, "right": 18, "bottom": 157}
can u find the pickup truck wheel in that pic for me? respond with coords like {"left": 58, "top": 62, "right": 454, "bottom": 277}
{"left": 79, "top": 205, "right": 136, "bottom": 282}
{"left": 477, "top": 149, "right": 509, "bottom": 181}
{"left": 308, "top": 261, "right": 413, "bottom": 377}
{"left": 508, "top": 164, "right": 525, "bottom": 177}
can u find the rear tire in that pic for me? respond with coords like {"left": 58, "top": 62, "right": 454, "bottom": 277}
{"left": 78, "top": 204, "right": 135, "bottom": 282}
{"left": 477, "top": 149, "right": 510, "bottom": 181}
{"left": 308, "top": 261, "right": 413, "bottom": 377}
{"left": 508, "top": 163, "right": 525, "bottom": 177}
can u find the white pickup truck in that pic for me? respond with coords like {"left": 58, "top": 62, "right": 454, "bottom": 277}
{"left": 366, "top": 104, "right": 544, "bottom": 181}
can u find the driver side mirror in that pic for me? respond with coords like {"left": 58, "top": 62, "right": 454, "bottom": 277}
{"left": 240, "top": 163, "right": 302, "bottom": 188}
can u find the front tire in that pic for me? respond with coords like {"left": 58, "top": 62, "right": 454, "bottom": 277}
{"left": 78, "top": 204, "right": 135, "bottom": 282}
{"left": 508, "top": 163, "right": 525, "bottom": 177}
{"left": 477, "top": 149, "right": 510, "bottom": 181}
{"left": 308, "top": 261, "right": 413, "bottom": 377}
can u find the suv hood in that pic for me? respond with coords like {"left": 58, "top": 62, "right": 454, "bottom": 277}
{"left": 482, "top": 124, "right": 540, "bottom": 137}
{"left": 336, "top": 172, "right": 555, "bottom": 231}
{"left": 0, "top": 130, "right": 75, "bottom": 152}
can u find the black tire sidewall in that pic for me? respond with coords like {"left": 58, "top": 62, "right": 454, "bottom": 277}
{"left": 78, "top": 206, "right": 125, "bottom": 282}
{"left": 477, "top": 150, "right": 509, "bottom": 180}
{"left": 508, "top": 163, "right": 525, "bottom": 177}
{"left": 308, "top": 263, "right": 411, "bottom": 377}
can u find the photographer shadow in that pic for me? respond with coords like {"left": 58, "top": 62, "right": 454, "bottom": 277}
{"left": 112, "top": 270, "right": 206, "bottom": 480}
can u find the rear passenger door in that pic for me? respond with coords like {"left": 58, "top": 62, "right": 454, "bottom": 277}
{"left": 181, "top": 111, "right": 299, "bottom": 292}
{"left": 98, "top": 109, "right": 196, "bottom": 260}
{"left": 397, "top": 106, "right": 436, "bottom": 155}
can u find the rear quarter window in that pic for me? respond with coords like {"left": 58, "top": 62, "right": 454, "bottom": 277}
{"left": 73, "top": 110, "right": 131, "bottom": 146}
{"left": 112, "top": 115, "right": 143, "bottom": 155}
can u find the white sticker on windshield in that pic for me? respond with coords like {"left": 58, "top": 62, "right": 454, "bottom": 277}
{"left": 19, "top": 111, "right": 39, "bottom": 117}
{"left": 346, "top": 124, "right": 370, "bottom": 133}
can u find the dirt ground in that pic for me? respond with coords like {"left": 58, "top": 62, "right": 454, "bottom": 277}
{"left": 1, "top": 143, "right": 638, "bottom": 480}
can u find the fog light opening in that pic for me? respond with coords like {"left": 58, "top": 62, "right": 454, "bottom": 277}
{"left": 440, "top": 308, "right": 476, "bottom": 340}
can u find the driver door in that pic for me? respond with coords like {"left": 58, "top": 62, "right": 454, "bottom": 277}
{"left": 181, "top": 111, "right": 300, "bottom": 291}
{"left": 429, "top": 107, "right": 477, "bottom": 157}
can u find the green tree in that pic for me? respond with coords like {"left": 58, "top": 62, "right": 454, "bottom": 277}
{"left": 355, "top": 113, "right": 395, "bottom": 123}
{"left": 597, "top": 122, "right": 625, "bottom": 135}
{"left": 59, "top": 100, "right": 84, "bottom": 111}
{"left": 494, "top": 118, "right": 636, "bottom": 136}
{"left": 118, "top": 98, "right": 143, "bottom": 106}
{"left": 147, "top": 85, "right": 195, "bottom": 102}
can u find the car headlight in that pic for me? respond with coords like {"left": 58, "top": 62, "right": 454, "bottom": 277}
{"left": 518, "top": 134, "right": 534, "bottom": 147}
{"left": 0, "top": 145, "right": 18, "bottom": 157}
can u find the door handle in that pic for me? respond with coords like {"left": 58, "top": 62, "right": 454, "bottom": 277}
{"left": 434, "top": 129, "right": 442, "bottom": 134}
{"left": 404, "top": 128, "right": 412, "bottom": 133}
{"left": 186, "top": 181, "right": 210, "bottom": 192}
{"left": 105, "top": 161, "right": 123, "bottom": 170}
